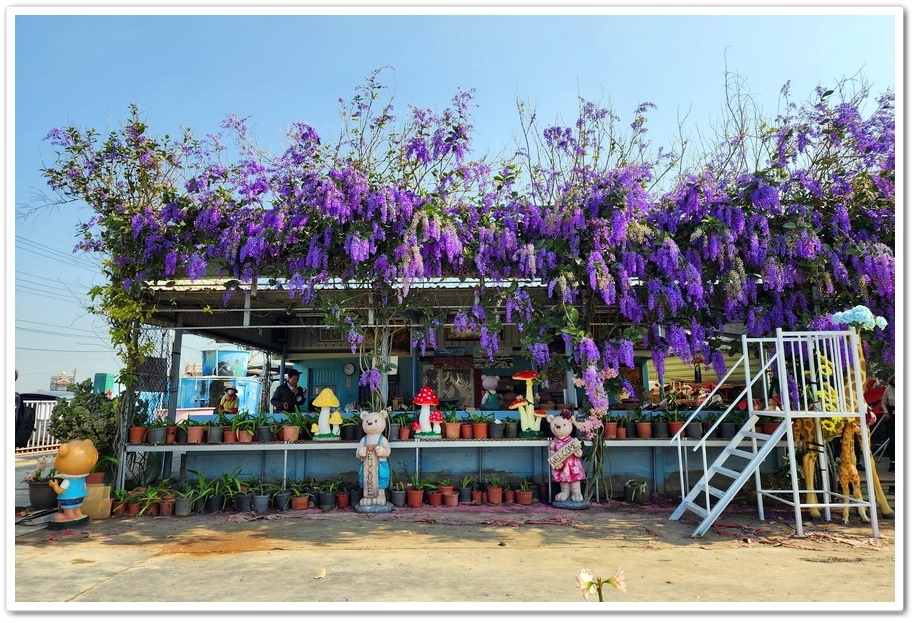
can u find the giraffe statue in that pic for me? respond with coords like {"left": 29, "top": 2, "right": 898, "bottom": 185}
{"left": 792, "top": 416, "right": 894, "bottom": 521}
{"left": 836, "top": 418, "right": 868, "bottom": 524}
{"left": 790, "top": 331, "right": 894, "bottom": 522}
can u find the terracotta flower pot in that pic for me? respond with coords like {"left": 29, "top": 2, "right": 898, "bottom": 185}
{"left": 442, "top": 422, "right": 462, "bottom": 439}
{"left": 603, "top": 421, "right": 618, "bottom": 439}
{"left": 460, "top": 423, "right": 474, "bottom": 439}
{"left": 636, "top": 422, "right": 653, "bottom": 439}
{"left": 427, "top": 491, "right": 443, "bottom": 506}
{"left": 398, "top": 427, "right": 411, "bottom": 440}
{"left": 290, "top": 496, "right": 310, "bottom": 510}
{"left": 470, "top": 490, "right": 483, "bottom": 504}
{"left": 128, "top": 426, "right": 148, "bottom": 444}
{"left": 442, "top": 491, "right": 459, "bottom": 507}
{"left": 515, "top": 490, "right": 534, "bottom": 505}
{"left": 186, "top": 426, "right": 207, "bottom": 444}
{"left": 616, "top": 427, "right": 627, "bottom": 439}
{"left": 237, "top": 430, "right": 254, "bottom": 443}
{"left": 280, "top": 425, "right": 300, "bottom": 442}
{"left": 486, "top": 486, "right": 503, "bottom": 505}
{"left": 406, "top": 488, "right": 424, "bottom": 508}
{"left": 472, "top": 422, "right": 488, "bottom": 439}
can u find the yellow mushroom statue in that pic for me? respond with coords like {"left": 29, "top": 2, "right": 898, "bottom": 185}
{"left": 509, "top": 396, "right": 534, "bottom": 432}
{"left": 329, "top": 411, "right": 344, "bottom": 436}
{"left": 413, "top": 386, "right": 440, "bottom": 434}
{"left": 313, "top": 388, "right": 340, "bottom": 436}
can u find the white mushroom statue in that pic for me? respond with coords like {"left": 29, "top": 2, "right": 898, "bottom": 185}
{"left": 413, "top": 386, "right": 440, "bottom": 434}
{"left": 329, "top": 410, "right": 344, "bottom": 436}
{"left": 313, "top": 388, "right": 340, "bottom": 435}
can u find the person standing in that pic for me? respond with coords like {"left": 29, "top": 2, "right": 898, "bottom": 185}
{"left": 881, "top": 376, "right": 895, "bottom": 472}
{"left": 271, "top": 368, "right": 306, "bottom": 412}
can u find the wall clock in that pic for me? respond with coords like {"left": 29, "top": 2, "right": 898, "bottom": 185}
{"left": 342, "top": 363, "right": 356, "bottom": 376}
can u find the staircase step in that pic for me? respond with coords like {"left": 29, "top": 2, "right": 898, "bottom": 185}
{"left": 727, "top": 448, "right": 756, "bottom": 460}
{"left": 684, "top": 501, "right": 710, "bottom": 518}
{"left": 713, "top": 465, "right": 741, "bottom": 479}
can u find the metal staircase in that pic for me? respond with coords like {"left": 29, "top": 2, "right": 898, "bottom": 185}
{"left": 667, "top": 328, "right": 880, "bottom": 538}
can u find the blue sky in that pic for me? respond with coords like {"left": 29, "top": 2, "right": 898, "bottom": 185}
{"left": 9, "top": 5, "right": 901, "bottom": 394}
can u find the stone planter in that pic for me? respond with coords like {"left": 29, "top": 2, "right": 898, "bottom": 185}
{"left": 390, "top": 489, "right": 407, "bottom": 507}
{"left": 234, "top": 492, "right": 252, "bottom": 512}
{"left": 652, "top": 422, "right": 669, "bottom": 439}
{"left": 147, "top": 427, "right": 168, "bottom": 445}
{"left": 174, "top": 496, "right": 193, "bottom": 517}
{"left": 685, "top": 422, "right": 703, "bottom": 438}
{"left": 28, "top": 482, "right": 58, "bottom": 510}
{"left": 274, "top": 490, "right": 292, "bottom": 510}
{"left": 256, "top": 426, "right": 273, "bottom": 442}
{"left": 208, "top": 426, "right": 224, "bottom": 443}
{"left": 487, "top": 422, "right": 505, "bottom": 438}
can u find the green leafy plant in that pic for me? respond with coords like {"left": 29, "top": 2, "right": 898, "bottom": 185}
{"left": 486, "top": 476, "right": 501, "bottom": 488}
{"left": 391, "top": 480, "right": 407, "bottom": 492}
{"left": 624, "top": 479, "right": 647, "bottom": 502}
{"left": 48, "top": 379, "right": 121, "bottom": 458}
{"left": 460, "top": 474, "right": 475, "bottom": 489}
{"left": 409, "top": 473, "right": 434, "bottom": 490}
{"left": 517, "top": 479, "right": 532, "bottom": 492}
{"left": 147, "top": 414, "right": 172, "bottom": 429}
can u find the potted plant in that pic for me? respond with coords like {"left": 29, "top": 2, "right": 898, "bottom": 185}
{"left": 502, "top": 415, "right": 519, "bottom": 438}
{"left": 172, "top": 481, "right": 195, "bottom": 516}
{"left": 624, "top": 479, "right": 649, "bottom": 504}
{"left": 485, "top": 475, "right": 503, "bottom": 505}
{"left": 437, "top": 478, "right": 454, "bottom": 494}
{"left": 23, "top": 456, "right": 58, "bottom": 510}
{"left": 440, "top": 407, "right": 462, "bottom": 439}
{"left": 87, "top": 454, "right": 119, "bottom": 485}
{"left": 389, "top": 480, "right": 408, "bottom": 507}
{"left": 174, "top": 418, "right": 190, "bottom": 443}
{"left": 467, "top": 412, "right": 491, "bottom": 439}
{"left": 111, "top": 488, "right": 131, "bottom": 517}
{"left": 146, "top": 415, "right": 171, "bottom": 444}
{"left": 230, "top": 412, "right": 257, "bottom": 442}
{"left": 288, "top": 480, "right": 313, "bottom": 510}
{"left": 515, "top": 479, "right": 534, "bottom": 505}
{"left": 457, "top": 475, "right": 475, "bottom": 503}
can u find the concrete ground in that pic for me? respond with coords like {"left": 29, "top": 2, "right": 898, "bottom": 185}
{"left": 10, "top": 452, "right": 900, "bottom": 613}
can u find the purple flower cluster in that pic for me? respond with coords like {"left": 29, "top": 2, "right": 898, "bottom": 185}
{"left": 40, "top": 75, "right": 895, "bottom": 388}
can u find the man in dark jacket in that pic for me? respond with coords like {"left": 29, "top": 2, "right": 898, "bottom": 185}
{"left": 271, "top": 368, "right": 306, "bottom": 412}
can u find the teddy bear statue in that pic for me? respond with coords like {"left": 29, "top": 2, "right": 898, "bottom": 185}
{"left": 546, "top": 411, "right": 590, "bottom": 509}
{"left": 48, "top": 439, "right": 99, "bottom": 528}
{"left": 354, "top": 409, "right": 393, "bottom": 513}
{"left": 480, "top": 374, "right": 502, "bottom": 410}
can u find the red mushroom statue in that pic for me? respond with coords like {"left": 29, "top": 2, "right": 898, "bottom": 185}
{"left": 413, "top": 386, "right": 439, "bottom": 434}
{"left": 429, "top": 409, "right": 444, "bottom": 435}
{"left": 512, "top": 370, "right": 540, "bottom": 430}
